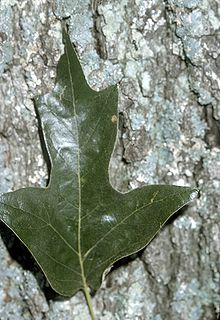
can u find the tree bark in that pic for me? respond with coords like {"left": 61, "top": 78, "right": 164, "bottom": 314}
{"left": 0, "top": 0, "right": 219, "bottom": 319}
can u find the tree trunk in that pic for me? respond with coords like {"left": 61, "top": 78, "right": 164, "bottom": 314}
{"left": 0, "top": 0, "right": 219, "bottom": 319}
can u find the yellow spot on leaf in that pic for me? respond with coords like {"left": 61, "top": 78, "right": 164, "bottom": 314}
{"left": 111, "top": 115, "right": 117, "bottom": 123}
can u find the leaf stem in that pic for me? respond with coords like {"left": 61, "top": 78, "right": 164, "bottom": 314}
{"left": 83, "top": 282, "right": 96, "bottom": 320}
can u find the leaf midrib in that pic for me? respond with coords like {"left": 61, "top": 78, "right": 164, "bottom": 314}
{"left": 65, "top": 40, "right": 86, "bottom": 289}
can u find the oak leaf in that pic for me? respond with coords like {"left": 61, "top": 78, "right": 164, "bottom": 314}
{"left": 0, "top": 31, "right": 198, "bottom": 297}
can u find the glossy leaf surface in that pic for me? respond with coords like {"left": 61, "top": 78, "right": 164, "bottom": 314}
{"left": 0, "top": 32, "right": 198, "bottom": 296}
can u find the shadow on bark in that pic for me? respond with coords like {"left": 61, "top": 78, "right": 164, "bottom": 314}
{"left": 0, "top": 221, "right": 65, "bottom": 301}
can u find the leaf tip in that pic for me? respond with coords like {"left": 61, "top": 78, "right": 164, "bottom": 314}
{"left": 189, "top": 188, "right": 200, "bottom": 201}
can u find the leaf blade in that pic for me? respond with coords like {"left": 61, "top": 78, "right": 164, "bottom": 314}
{"left": 0, "top": 31, "right": 198, "bottom": 296}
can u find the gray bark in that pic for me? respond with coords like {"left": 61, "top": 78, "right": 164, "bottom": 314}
{"left": 0, "top": 0, "right": 219, "bottom": 319}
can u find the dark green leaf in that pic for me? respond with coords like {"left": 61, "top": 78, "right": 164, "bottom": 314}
{"left": 0, "top": 31, "right": 198, "bottom": 296}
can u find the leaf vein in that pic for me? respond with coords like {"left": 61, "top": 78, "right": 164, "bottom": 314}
{"left": 83, "top": 194, "right": 173, "bottom": 260}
